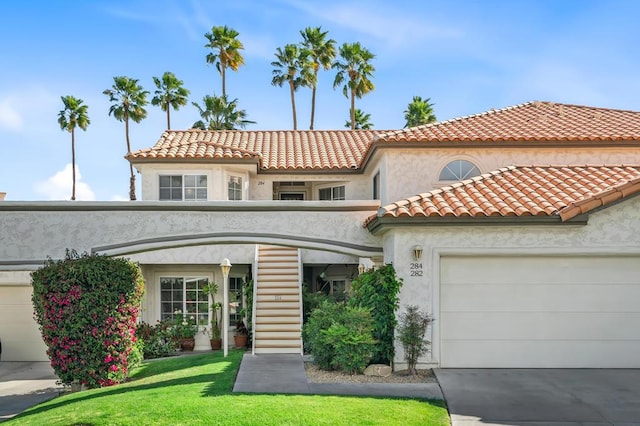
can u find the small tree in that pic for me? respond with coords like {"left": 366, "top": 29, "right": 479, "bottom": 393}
{"left": 397, "top": 305, "right": 434, "bottom": 375}
{"left": 31, "top": 250, "right": 144, "bottom": 388}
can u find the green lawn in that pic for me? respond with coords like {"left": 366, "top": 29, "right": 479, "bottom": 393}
{"left": 7, "top": 351, "right": 449, "bottom": 426}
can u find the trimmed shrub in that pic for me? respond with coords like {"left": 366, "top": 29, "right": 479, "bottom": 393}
{"left": 303, "top": 300, "right": 343, "bottom": 370}
{"left": 31, "top": 250, "right": 144, "bottom": 388}
{"left": 397, "top": 305, "right": 434, "bottom": 374}
{"left": 303, "top": 300, "right": 376, "bottom": 373}
{"left": 349, "top": 264, "right": 402, "bottom": 364}
{"left": 322, "top": 306, "right": 376, "bottom": 374}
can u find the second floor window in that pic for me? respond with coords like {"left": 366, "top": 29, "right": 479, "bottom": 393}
{"left": 228, "top": 176, "right": 242, "bottom": 200}
{"left": 319, "top": 185, "right": 345, "bottom": 200}
{"left": 159, "top": 175, "right": 207, "bottom": 201}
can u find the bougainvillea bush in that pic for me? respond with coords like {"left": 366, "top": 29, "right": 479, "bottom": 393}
{"left": 31, "top": 250, "right": 144, "bottom": 388}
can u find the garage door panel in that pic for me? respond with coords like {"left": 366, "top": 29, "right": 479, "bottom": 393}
{"left": 442, "top": 284, "right": 640, "bottom": 312}
{"left": 440, "top": 255, "right": 640, "bottom": 368}
{"left": 442, "top": 312, "right": 640, "bottom": 340}
{"left": 0, "top": 286, "right": 48, "bottom": 361}
{"left": 441, "top": 256, "right": 640, "bottom": 286}
{"left": 442, "top": 340, "right": 640, "bottom": 368}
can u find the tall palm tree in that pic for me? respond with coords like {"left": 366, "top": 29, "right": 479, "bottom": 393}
{"left": 204, "top": 25, "right": 245, "bottom": 98}
{"left": 404, "top": 96, "right": 437, "bottom": 128}
{"left": 344, "top": 108, "right": 373, "bottom": 130}
{"left": 191, "top": 95, "right": 254, "bottom": 130}
{"left": 333, "top": 42, "right": 376, "bottom": 130}
{"left": 300, "top": 26, "right": 336, "bottom": 130}
{"left": 103, "top": 76, "right": 149, "bottom": 201}
{"left": 57, "top": 95, "right": 90, "bottom": 201}
{"left": 271, "top": 44, "right": 312, "bottom": 130}
{"left": 151, "top": 72, "right": 190, "bottom": 130}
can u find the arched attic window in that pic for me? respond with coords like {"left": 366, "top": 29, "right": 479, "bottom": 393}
{"left": 439, "top": 160, "right": 481, "bottom": 181}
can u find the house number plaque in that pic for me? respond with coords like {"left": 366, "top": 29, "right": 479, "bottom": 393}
{"left": 410, "top": 263, "right": 423, "bottom": 277}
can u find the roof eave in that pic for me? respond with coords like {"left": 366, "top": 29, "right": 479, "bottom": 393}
{"left": 365, "top": 214, "right": 588, "bottom": 235}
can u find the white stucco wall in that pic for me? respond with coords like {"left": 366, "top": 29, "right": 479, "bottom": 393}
{"left": 381, "top": 195, "right": 640, "bottom": 369}
{"left": 0, "top": 202, "right": 381, "bottom": 264}
{"left": 381, "top": 146, "right": 640, "bottom": 204}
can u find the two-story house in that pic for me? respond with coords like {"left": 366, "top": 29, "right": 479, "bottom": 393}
{"left": 2, "top": 101, "right": 640, "bottom": 368}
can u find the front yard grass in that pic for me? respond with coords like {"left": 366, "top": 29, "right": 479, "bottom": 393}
{"left": 7, "top": 350, "right": 449, "bottom": 426}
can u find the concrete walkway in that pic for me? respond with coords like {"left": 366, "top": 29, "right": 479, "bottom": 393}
{"left": 434, "top": 368, "right": 640, "bottom": 426}
{"left": 232, "top": 353, "right": 444, "bottom": 399}
{"left": 0, "top": 362, "right": 61, "bottom": 422}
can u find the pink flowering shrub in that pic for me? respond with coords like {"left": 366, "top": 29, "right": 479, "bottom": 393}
{"left": 31, "top": 250, "right": 144, "bottom": 388}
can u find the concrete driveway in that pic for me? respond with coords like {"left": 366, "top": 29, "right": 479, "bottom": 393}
{"left": 434, "top": 369, "right": 640, "bottom": 425}
{"left": 0, "top": 362, "right": 61, "bottom": 422}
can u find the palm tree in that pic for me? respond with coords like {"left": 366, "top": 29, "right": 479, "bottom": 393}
{"left": 151, "top": 72, "right": 190, "bottom": 130}
{"left": 204, "top": 26, "right": 245, "bottom": 98}
{"left": 57, "top": 96, "right": 90, "bottom": 201}
{"left": 404, "top": 96, "right": 437, "bottom": 128}
{"left": 191, "top": 95, "right": 254, "bottom": 130}
{"left": 333, "top": 42, "right": 376, "bottom": 130}
{"left": 271, "top": 44, "right": 312, "bottom": 130}
{"left": 344, "top": 108, "right": 373, "bottom": 130}
{"left": 300, "top": 26, "right": 336, "bottom": 130}
{"left": 103, "top": 76, "right": 149, "bottom": 201}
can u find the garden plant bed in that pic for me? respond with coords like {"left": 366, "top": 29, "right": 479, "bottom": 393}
{"left": 304, "top": 362, "right": 436, "bottom": 384}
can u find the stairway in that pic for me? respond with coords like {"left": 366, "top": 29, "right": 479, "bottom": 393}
{"left": 253, "top": 245, "right": 302, "bottom": 354}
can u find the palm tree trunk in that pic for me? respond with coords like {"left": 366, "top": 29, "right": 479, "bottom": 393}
{"left": 350, "top": 89, "right": 356, "bottom": 130}
{"left": 221, "top": 66, "right": 226, "bottom": 98}
{"left": 289, "top": 81, "right": 297, "bottom": 130}
{"left": 125, "top": 113, "right": 136, "bottom": 201}
{"left": 166, "top": 101, "right": 171, "bottom": 130}
{"left": 310, "top": 71, "right": 318, "bottom": 130}
{"left": 71, "top": 129, "right": 76, "bottom": 201}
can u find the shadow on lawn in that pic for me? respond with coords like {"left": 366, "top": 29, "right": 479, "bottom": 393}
{"left": 15, "top": 353, "right": 240, "bottom": 420}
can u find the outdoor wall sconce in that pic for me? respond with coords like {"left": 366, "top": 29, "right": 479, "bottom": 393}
{"left": 358, "top": 264, "right": 365, "bottom": 275}
{"left": 412, "top": 245, "right": 423, "bottom": 261}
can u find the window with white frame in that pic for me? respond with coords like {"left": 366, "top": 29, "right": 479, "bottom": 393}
{"left": 159, "top": 175, "right": 207, "bottom": 201}
{"left": 160, "top": 277, "right": 209, "bottom": 325}
{"left": 229, "top": 277, "right": 244, "bottom": 325}
{"left": 438, "top": 160, "right": 481, "bottom": 181}
{"left": 319, "top": 185, "right": 345, "bottom": 200}
{"left": 228, "top": 176, "right": 243, "bottom": 200}
{"left": 373, "top": 172, "right": 380, "bottom": 200}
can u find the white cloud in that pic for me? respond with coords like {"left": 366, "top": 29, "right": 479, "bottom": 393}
{"left": 34, "top": 164, "right": 96, "bottom": 201}
{"left": 284, "top": 1, "right": 462, "bottom": 48}
{"left": 0, "top": 98, "right": 23, "bottom": 131}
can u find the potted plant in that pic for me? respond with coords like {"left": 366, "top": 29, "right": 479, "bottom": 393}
{"left": 172, "top": 310, "right": 198, "bottom": 351}
{"left": 207, "top": 302, "right": 223, "bottom": 350}
{"left": 203, "top": 281, "right": 222, "bottom": 350}
{"left": 234, "top": 319, "right": 249, "bottom": 348}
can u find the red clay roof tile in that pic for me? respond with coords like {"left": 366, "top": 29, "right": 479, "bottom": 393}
{"left": 376, "top": 101, "right": 640, "bottom": 144}
{"left": 367, "top": 165, "right": 640, "bottom": 226}
{"left": 128, "top": 102, "right": 640, "bottom": 171}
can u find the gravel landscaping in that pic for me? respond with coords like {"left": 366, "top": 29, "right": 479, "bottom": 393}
{"left": 304, "top": 362, "right": 436, "bottom": 384}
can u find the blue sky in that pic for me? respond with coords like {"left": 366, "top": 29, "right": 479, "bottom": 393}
{"left": 1, "top": 0, "right": 639, "bottom": 201}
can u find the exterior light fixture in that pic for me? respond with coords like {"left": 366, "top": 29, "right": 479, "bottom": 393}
{"left": 220, "top": 258, "right": 232, "bottom": 357}
{"left": 358, "top": 264, "right": 365, "bottom": 275}
{"left": 412, "top": 245, "right": 423, "bottom": 261}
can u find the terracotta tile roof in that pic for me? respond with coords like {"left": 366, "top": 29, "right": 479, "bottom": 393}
{"left": 128, "top": 129, "right": 380, "bottom": 171}
{"left": 367, "top": 165, "right": 640, "bottom": 226}
{"left": 375, "top": 101, "right": 640, "bottom": 144}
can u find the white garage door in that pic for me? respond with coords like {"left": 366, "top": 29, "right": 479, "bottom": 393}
{"left": 440, "top": 255, "right": 640, "bottom": 368}
{"left": 0, "top": 286, "right": 48, "bottom": 361}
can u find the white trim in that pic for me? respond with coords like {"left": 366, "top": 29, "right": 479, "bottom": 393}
{"left": 297, "top": 248, "right": 304, "bottom": 355}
